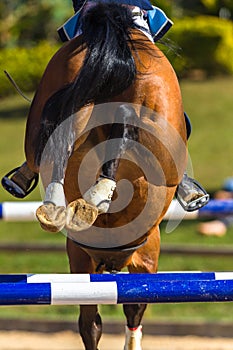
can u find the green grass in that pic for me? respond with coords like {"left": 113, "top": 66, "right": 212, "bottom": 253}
{"left": 180, "top": 77, "right": 233, "bottom": 189}
{"left": 0, "top": 78, "right": 233, "bottom": 323}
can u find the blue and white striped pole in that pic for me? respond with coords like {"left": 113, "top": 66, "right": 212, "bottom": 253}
{"left": 0, "top": 280, "right": 233, "bottom": 305}
{"left": 0, "top": 200, "right": 233, "bottom": 221}
{"left": 163, "top": 199, "right": 233, "bottom": 220}
{"left": 0, "top": 272, "right": 233, "bottom": 305}
{"left": 0, "top": 271, "right": 233, "bottom": 283}
{"left": 0, "top": 201, "right": 41, "bottom": 221}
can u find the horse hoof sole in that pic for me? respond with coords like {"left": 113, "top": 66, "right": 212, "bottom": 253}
{"left": 66, "top": 198, "right": 98, "bottom": 232}
{"left": 36, "top": 203, "right": 66, "bottom": 233}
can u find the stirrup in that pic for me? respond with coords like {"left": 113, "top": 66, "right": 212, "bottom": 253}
{"left": 1, "top": 167, "right": 39, "bottom": 199}
{"left": 176, "top": 178, "right": 210, "bottom": 212}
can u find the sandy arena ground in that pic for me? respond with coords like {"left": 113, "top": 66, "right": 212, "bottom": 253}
{"left": 0, "top": 331, "right": 232, "bottom": 350}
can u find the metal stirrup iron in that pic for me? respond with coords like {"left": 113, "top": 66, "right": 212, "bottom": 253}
{"left": 176, "top": 176, "right": 210, "bottom": 212}
{"left": 1, "top": 167, "right": 39, "bottom": 199}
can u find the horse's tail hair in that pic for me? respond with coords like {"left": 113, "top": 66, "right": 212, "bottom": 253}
{"left": 71, "top": 2, "right": 136, "bottom": 106}
{"left": 36, "top": 2, "right": 136, "bottom": 166}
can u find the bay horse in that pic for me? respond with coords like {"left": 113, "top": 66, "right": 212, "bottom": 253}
{"left": 24, "top": 3, "right": 187, "bottom": 349}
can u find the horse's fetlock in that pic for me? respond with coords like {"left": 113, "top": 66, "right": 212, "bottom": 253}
{"left": 83, "top": 177, "right": 116, "bottom": 214}
{"left": 124, "top": 325, "right": 142, "bottom": 350}
{"left": 44, "top": 181, "right": 66, "bottom": 207}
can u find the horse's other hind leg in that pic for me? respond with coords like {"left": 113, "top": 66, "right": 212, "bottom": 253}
{"left": 67, "top": 238, "right": 102, "bottom": 350}
{"left": 123, "top": 305, "right": 146, "bottom": 350}
{"left": 79, "top": 305, "right": 102, "bottom": 350}
{"left": 36, "top": 172, "right": 67, "bottom": 233}
{"left": 123, "top": 229, "right": 160, "bottom": 350}
{"left": 66, "top": 103, "right": 138, "bottom": 232}
{"left": 36, "top": 112, "right": 76, "bottom": 233}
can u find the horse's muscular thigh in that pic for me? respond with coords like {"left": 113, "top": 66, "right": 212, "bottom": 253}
{"left": 128, "top": 227, "right": 160, "bottom": 273}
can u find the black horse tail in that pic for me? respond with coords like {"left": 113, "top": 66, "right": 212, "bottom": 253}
{"left": 36, "top": 2, "right": 137, "bottom": 166}
{"left": 73, "top": 2, "right": 136, "bottom": 105}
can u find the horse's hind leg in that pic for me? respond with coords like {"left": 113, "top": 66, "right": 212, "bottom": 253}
{"left": 66, "top": 103, "right": 139, "bottom": 231}
{"left": 67, "top": 239, "right": 102, "bottom": 350}
{"left": 123, "top": 305, "right": 146, "bottom": 350}
{"left": 123, "top": 229, "right": 160, "bottom": 350}
{"left": 79, "top": 305, "right": 102, "bottom": 350}
{"left": 36, "top": 120, "right": 75, "bottom": 232}
{"left": 36, "top": 166, "right": 67, "bottom": 232}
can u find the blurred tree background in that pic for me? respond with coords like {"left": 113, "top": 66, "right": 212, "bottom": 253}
{"left": 0, "top": 0, "right": 72, "bottom": 48}
{"left": 0, "top": 0, "right": 232, "bottom": 97}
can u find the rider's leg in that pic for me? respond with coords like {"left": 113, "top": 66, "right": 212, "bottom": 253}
{"left": 143, "top": 9, "right": 210, "bottom": 211}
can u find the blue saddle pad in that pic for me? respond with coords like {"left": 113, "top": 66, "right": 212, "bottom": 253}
{"left": 147, "top": 6, "right": 173, "bottom": 41}
{"left": 57, "top": 5, "right": 173, "bottom": 42}
{"left": 57, "top": 12, "right": 80, "bottom": 42}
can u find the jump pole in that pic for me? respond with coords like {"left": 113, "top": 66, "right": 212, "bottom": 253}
{"left": 1, "top": 199, "right": 233, "bottom": 221}
{"left": 0, "top": 271, "right": 233, "bottom": 283}
{"left": 163, "top": 199, "right": 233, "bottom": 220}
{"left": 0, "top": 201, "right": 41, "bottom": 221}
{"left": 0, "top": 273, "right": 233, "bottom": 305}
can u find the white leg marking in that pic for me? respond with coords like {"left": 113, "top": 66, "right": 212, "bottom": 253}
{"left": 124, "top": 325, "right": 143, "bottom": 350}
{"left": 83, "top": 177, "right": 116, "bottom": 214}
{"left": 44, "top": 181, "right": 66, "bottom": 207}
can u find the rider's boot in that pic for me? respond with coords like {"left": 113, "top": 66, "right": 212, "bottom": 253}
{"left": 176, "top": 173, "right": 210, "bottom": 212}
{"left": 1, "top": 162, "right": 39, "bottom": 198}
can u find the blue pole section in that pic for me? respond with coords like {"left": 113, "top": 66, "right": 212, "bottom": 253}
{"left": 0, "top": 203, "right": 2, "bottom": 219}
{"left": 90, "top": 272, "right": 217, "bottom": 282}
{"left": 0, "top": 275, "right": 28, "bottom": 283}
{"left": 117, "top": 279, "right": 233, "bottom": 303}
{"left": 199, "top": 199, "right": 233, "bottom": 215}
{"left": 0, "top": 283, "right": 51, "bottom": 305}
{"left": 0, "top": 272, "right": 218, "bottom": 284}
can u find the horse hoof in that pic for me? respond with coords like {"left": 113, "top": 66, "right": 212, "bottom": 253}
{"left": 66, "top": 198, "right": 98, "bottom": 231}
{"left": 36, "top": 203, "right": 66, "bottom": 233}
